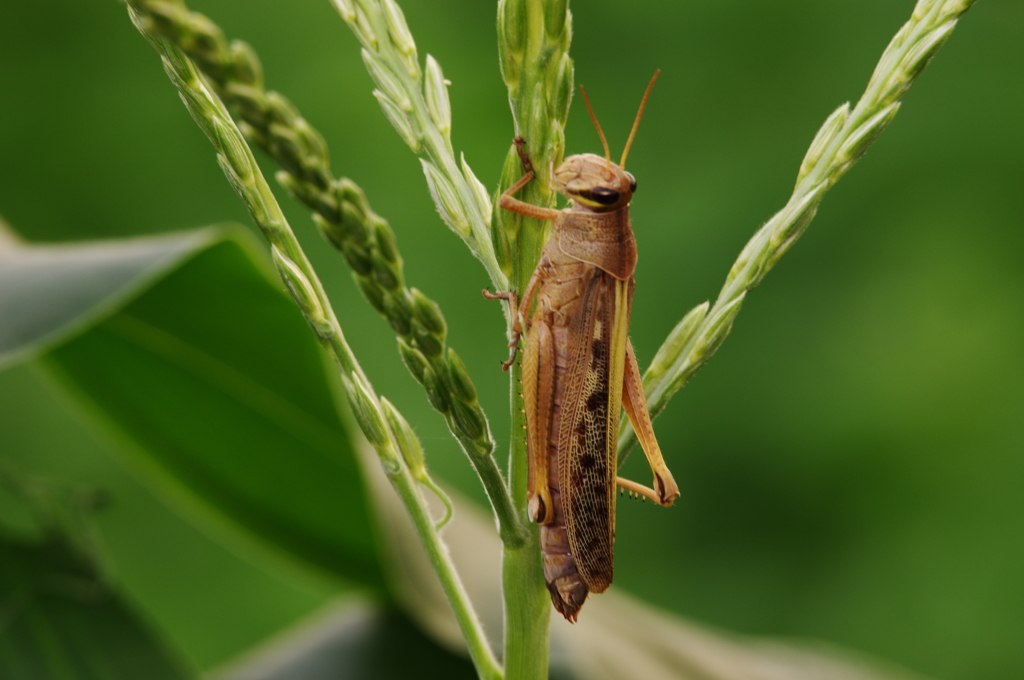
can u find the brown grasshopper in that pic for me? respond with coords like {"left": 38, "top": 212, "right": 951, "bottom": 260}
{"left": 485, "top": 73, "right": 679, "bottom": 622}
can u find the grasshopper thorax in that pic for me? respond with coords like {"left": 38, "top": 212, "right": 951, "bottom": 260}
{"left": 554, "top": 153, "right": 636, "bottom": 213}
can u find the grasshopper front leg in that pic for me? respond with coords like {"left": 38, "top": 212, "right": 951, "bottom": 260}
{"left": 498, "top": 137, "right": 561, "bottom": 222}
{"left": 485, "top": 137, "right": 560, "bottom": 370}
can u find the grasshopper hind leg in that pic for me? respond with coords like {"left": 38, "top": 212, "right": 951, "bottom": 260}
{"left": 618, "top": 340, "right": 680, "bottom": 506}
{"left": 522, "top": 317, "right": 555, "bottom": 524}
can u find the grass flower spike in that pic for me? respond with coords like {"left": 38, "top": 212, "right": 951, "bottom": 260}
{"left": 126, "top": 0, "right": 521, "bottom": 547}
{"left": 619, "top": 0, "right": 980, "bottom": 457}
{"left": 331, "top": 0, "right": 506, "bottom": 293}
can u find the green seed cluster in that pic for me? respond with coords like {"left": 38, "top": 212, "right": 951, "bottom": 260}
{"left": 620, "top": 0, "right": 979, "bottom": 459}
{"left": 331, "top": 0, "right": 506, "bottom": 292}
{"left": 132, "top": 9, "right": 399, "bottom": 469}
{"left": 132, "top": 6, "right": 470, "bottom": 541}
{"left": 125, "top": 0, "right": 495, "bottom": 460}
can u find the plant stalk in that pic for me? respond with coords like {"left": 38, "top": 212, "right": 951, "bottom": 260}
{"left": 384, "top": 440, "right": 504, "bottom": 680}
{"left": 496, "top": 0, "right": 574, "bottom": 676}
{"left": 500, "top": 362, "right": 550, "bottom": 680}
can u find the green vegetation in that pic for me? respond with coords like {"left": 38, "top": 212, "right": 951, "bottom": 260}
{"left": 1, "top": 1, "right": 1020, "bottom": 679}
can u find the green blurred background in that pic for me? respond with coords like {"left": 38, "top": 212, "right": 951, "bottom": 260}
{"left": 1, "top": 1, "right": 1021, "bottom": 678}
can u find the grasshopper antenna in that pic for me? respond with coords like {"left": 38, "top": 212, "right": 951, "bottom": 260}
{"left": 579, "top": 85, "right": 612, "bottom": 170}
{"left": 620, "top": 70, "right": 660, "bottom": 169}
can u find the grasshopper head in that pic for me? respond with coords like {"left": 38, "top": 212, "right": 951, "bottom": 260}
{"left": 558, "top": 71, "right": 658, "bottom": 213}
{"left": 554, "top": 154, "right": 636, "bottom": 212}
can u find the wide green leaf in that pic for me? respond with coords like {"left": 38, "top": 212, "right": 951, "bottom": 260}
{"left": 0, "top": 529, "right": 191, "bottom": 680}
{"left": 0, "top": 366, "right": 341, "bottom": 672}
{"left": 0, "top": 229, "right": 221, "bottom": 369}
{"left": 0, "top": 228, "right": 382, "bottom": 589}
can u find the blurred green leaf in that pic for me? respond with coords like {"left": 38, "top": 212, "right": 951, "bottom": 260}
{"left": 560, "top": 594, "right": 931, "bottom": 680}
{"left": 361, "top": 458, "right": 931, "bottom": 680}
{"left": 0, "top": 367, "right": 342, "bottom": 672}
{"left": 0, "top": 531, "right": 191, "bottom": 680}
{"left": 212, "top": 600, "right": 477, "bottom": 680}
{"left": 0, "top": 229, "right": 222, "bottom": 369}
{"left": 0, "top": 228, "right": 382, "bottom": 590}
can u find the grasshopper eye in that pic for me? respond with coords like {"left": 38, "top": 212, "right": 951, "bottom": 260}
{"left": 627, "top": 173, "right": 637, "bottom": 193}
{"left": 588, "top": 186, "right": 621, "bottom": 205}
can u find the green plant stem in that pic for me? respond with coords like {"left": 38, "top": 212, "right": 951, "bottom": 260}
{"left": 500, "top": 363, "right": 550, "bottom": 680}
{"left": 496, "top": 1, "right": 574, "bottom": 677}
{"left": 126, "top": 14, "right": 501, "bottom": 677}
{"left": 389, "top": 456, "right": 504, "bottom": 680}
{"left": 619, "top": 0, "right": 979, "bottom": 458}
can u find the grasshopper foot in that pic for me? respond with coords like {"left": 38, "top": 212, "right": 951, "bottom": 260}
{"left": 513, "top": 136, "right": 534, "bottom": 175}
{"left": 483, "top": 288, "right": 520, "bottom": 370}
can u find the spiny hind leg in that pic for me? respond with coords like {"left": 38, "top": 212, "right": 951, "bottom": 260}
{"left": 619, "top": 339, "right": 679, "bottom": 506}
{"left": 616, "top": 476, "right": 668, "bottom": 505}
